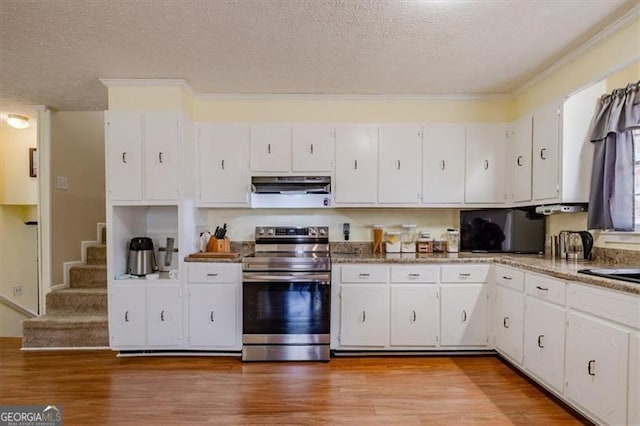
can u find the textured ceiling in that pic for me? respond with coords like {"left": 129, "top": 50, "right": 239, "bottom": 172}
{"left": 0, "top": 0, "right": 637, "bottom": 121}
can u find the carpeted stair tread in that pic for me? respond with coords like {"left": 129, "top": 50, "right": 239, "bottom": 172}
{"left": 86, "top": 245, "right": 107, "bottom": 265}
{"left": 69, "top": 264, "right": 107, "bottom": 288}
{"left": 45, "top": 288, "right": 107, "bottom": 315}
{"left": 23, "top": 314, "right": 108, "bottom": 328}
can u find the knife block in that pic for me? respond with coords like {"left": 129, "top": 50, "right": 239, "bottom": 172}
{"left": 207, "top": 237, "right": 231, "bottom": 253}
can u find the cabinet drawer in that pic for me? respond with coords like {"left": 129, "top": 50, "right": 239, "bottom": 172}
{"left": 495, "top": 265, "right": 524, "bottom": 291}
{"left": 188, "top": 263, "right": 239, "bottom": 283}
{"left": 390, "top": 266, "right": 438, "bottom": 283}
{"left": 568, "top": 283, "right": 640, "bottom": 329}
{"left": 441, "top": 264, "right": 490, "bottom": 283}
{"left": 525, "top": 273, "right": 565, "bottom": 305}
{"left": 341, "top": 265, "right": 388, "bottom": 283}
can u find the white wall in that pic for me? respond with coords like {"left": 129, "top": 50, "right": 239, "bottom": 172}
{"left": 205, "top": 208, "right": 459, "bottom": 248}
{"left": 50, "top": 111, "right": 105, "bottom": 285}
{"left": 0, "top": 125, "right": 37, "bottom": 204}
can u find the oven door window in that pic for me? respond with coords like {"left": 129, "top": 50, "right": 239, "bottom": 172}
{"left": 243, "top": 282, "right": 330, "bottom": 335}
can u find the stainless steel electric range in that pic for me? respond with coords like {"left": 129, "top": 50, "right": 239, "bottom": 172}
{"left": 242, "top": 226, "right": 331, "bottom": 361}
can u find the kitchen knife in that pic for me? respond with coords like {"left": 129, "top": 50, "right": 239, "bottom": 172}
{"left": 214, "top": 226, "right": 220, "bottom": 239}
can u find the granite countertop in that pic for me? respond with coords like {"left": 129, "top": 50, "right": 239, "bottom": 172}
{"left": 183, "top": 247, "right": 640, "bottom": 296}
{"left": 332, "top": 251, "right": 640, "bottom": 295}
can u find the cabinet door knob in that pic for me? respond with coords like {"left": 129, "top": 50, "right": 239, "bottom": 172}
{"left": 484, "top": 160, "right": 489, "bottom": 170}
{"left": 537, "top": 334, "right": 544, "bottom": 348}
{"left": 122, "top": 152, "right": 127, "bottom": 164}
{"left": 267, "top": 143, "right": 271, "bottom": 154}
{"left": 462, "top": 310, "right": 467, "bottom": 322}
{"left": 160, "top": 310, "right": 165, "bottom": 322}
{"left": 411, "top": 310, "right": 417, "bottom": 322}
{"left": 440, "top": 160, "right": 446, "bottom": 170}
{"left": 516, "top": 155, "right": 523, "bottom": 167}
{"left": 361, "top": 310, "right": 366, "bottom": 322}
{"left": 354, "top": 159, "right": 358, "bottom": 170}
{"left": 540, "top": 148, "right": 547, "bottom": 160}
{"left": 124, "top": 311, "right": 129, "bottom": 322}
{"left": 587, "top": 360, "right": 596, "bottom": 376}
{"left": 210, "top": 311, "right": 215, "bottom": 322}
{"left": 310, "top": 143, "right": 314, "bottom": 154}
{"left": 503, "top": 317, "right": 510, "bottom": 328}
{"left": 221, "top": 159, "right": 225, "bottom": 170}
{"left": 397, "top": 160, "right": 401, "bottom": 170}
{"left": 158, "top": 152, "right": 164, "bottom": 163}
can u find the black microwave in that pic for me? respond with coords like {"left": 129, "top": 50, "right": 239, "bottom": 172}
{"left": 460, "top": 209, "right": 545, "bottom": 253}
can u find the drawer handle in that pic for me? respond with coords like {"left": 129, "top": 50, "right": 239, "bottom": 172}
{"left": 411, "top": 310, "right": 417, "bottom": 322}
{"left": 587, "top": 360, "right": 596, "bottom": 376}
{"left": 503, "top": 317, "right": 510, "bottom": 328}
{"left": 537, "top": 335, "right": 544, "bottom": 348}
{"left": 462, "top": 310, "right": 467, "bottom": 322}
{"left": 160, "top": 310, "right": 165, "bottom": 322}
{"left": 122, "top": 152, "right": 127, "bottom": 164}
{"left": 459, "top": 273, "right": 471, "bottom": 278}
{"left": 206, "top": 273, "right": 218, "bottom": 277}
{"left": 535, "top": 286, "right": 548, "bottom": 292}
{"left": 408, "top": 273, "right": 421, "bottom": 278}
{"left": 124, "top": 311, "right": 129, "bottom": 322}
{"left": 358, "top": 273, "right": 370, "bottom": 278}
{"left": 210, "top": 311, "right": 215, "bottom": 322}
{"left": 502, "top": 276, "right": 512, "bottom": 280}
{"left": 361, "top": 310, "right": 366, "bottom": 322}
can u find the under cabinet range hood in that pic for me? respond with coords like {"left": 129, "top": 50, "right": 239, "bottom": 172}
{"left": 250, "top": 176, "right": 332, "bottom": 208}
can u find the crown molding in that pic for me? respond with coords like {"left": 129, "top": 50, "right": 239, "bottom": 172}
{"left": 195, "top": 93, "right": 512, "bottom": 101}
{"left": 514, "top": 3, "right": 640, "bottom": 96}
{"left": 99, "top": 78, "right": 194, "bottom": 95}
{"left": 31, "top": 105, "right": 48, "bottom": 112}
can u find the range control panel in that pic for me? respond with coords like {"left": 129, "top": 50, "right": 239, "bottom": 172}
{"left": 255, "top": 226, "right": 329, "bottom": 240}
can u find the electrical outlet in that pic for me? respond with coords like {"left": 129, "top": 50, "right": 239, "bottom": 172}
{"left": 56, "top": 176, "right": 69, "bottom": 190}
{"left": 13, "top": 285, "right": 23, "bottom": 297}
{"left": 343, "top": 223, "right": 350, "bottom": 241}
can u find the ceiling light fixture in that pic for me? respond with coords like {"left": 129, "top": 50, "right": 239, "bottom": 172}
{"left": 7, "top": 114, "right": 30, "bottom": 129}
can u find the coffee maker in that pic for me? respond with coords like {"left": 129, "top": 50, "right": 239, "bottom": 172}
{"left": 127, "top": 237, "right": 158, "bottom": 276}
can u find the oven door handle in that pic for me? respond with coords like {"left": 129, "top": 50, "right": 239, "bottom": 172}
{"left": 243, "top": 272, "right": 331, "bottom": 284}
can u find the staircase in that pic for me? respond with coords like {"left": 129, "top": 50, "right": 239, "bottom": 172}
{"left": 22, "top": 242, "right": 109, "bottom": 348}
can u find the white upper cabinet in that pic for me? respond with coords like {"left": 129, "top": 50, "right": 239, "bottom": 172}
{"left": 532, "top": 102, "right": 560, "bottom": 202}
{"left": 465, "top": 123, "right": 507, "bottom": 204}
{"left": 198, "top": 124, "right": 250, "bottom": 206}
{"left": 510, "top": 115, "right": 533, "bottom": 203}
{"left": 249, "top": 124, "right": 291, "bottom": 172}
{"left": 106, "top": 111, "right": 143, "bottom": 201}
{"left": 144, "top": 112, "right": 180, "bottom": 201}
{"left": 422, "top": 124, "right": 465, "bottom": 204}
{"left": 378, "top": 125, "right": 422, "bottom": 204}
{"left": 334, "top": 125, "right": 378, "bottom": 205}
{"left": 106, "top": 111, "right": 181, "bottom": 202}
{"left": 292, "top": 125, "right": 334, "bottom": 172}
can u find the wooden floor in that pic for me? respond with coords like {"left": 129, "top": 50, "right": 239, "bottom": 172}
{"left": 0, "top": 338, "right": 585, "bottom": 425}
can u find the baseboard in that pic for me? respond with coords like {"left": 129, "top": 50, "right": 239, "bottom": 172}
{"left": 117, "top": 350, "right": 242, "bottom": 358}
{"left": 21, "top": 346, "right": 110, "bottom": 351}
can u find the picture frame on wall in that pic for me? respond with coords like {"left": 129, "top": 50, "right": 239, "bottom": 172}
{"left": 29, "top": 147, "right": 37, "bottom": 178}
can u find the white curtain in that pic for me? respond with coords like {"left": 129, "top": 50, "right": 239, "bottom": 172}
{"left": 587, "top": 81, "right": 640, "bottom": 230}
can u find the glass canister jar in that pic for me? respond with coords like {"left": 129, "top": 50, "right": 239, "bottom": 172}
{"left": 433, "top": 238, "right": 447, "bottom": 253}
{"left": 372, "top": 224, "right": 384, "bottom": 254}
{"left": 385, "top": 231, "right": 401, "bottom": 253}
{"left": 416, "top": 231, "right": 433, "bottom": 253}
{"left": 401, "top": 224, "right": 417, "bottom": 253}
{"left": 446, "top": 229, "right": 460, "bottom": 253}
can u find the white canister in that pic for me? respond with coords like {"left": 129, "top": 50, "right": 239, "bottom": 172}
{"left": 446, "top": 229, "right": 460, "bottom": 253}
{"left": 385, "top": 231, "right": 401, "bottom": 253}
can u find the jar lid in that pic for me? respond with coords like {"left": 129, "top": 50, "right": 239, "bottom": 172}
{"left": 372, "top": 224, "right": 384, "bottom": 228}
{"left": 401, "top": 224, "right": 417, "bottom": 228}
{"left": 417, "top": 237, "right": 433, "bottom": 242}
{"left": 386, "top": 231, "right": 402, "bottom": 235}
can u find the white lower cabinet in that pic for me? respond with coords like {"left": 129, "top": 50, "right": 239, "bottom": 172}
{"left": 440, "top": 284, "right": 488, "bottom": 347}
{"left": 629, "top": 333, "right": 640, "bottom": 426}
{"left": 147, "top": 284, "right": 183, "bottom": 347}
{"left": 390, "top": 285, "right": 438, "bottom": 347}
{"left": 339, "top": 285, "right": 388, "bottom": 347}
{"left": 109, "top": 283, "right": 146, "bottom": 348}
{"left": 523, "top": 296, "right": 565, "bottom": 392}
{"left": 187, "top": 284, "right": 238, "bottom": 348}
{"left": 494, "top": 285, "right": 524, "bottom": 364}
{"left": 565, "top": 310, "right": 629, "bottom": 425}
{"left": 186, "top": 263, "right": 242, "bottom": 350}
